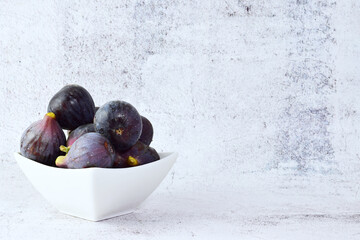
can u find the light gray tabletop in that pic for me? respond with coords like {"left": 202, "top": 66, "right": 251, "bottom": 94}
{"left": 1, "top": 159, "right": 359, "bottom": 240}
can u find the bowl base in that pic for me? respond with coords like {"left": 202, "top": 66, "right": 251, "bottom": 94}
{"left": 59, "top": 208, "right": 136, "bottom": 222}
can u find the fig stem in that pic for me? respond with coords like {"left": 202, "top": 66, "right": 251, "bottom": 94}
{"left": 46, "top": 112, "right": 56, "bottom": 119}
{"left": 55, "top": 156, "right": 66, "bottom": 167}
{"left": 127, "top": 156, "right": 138, "bottom": 166}
{"left": 59, "top": 145, "right": 70, "bottom": 153}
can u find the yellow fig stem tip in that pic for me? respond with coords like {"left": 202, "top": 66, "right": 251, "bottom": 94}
{"left": 46, "top": 112, "right": 56, "bottom": 119}
{"left": 59, "top": 145, "right": 70, "bottom": 154}
{"left": 55, "top": 156, "right": 66, "bottom": 167}
{"left": 127, "top": 156, "right": 138, "bottom": 166}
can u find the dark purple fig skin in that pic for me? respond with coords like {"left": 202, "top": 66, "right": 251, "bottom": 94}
{"left": 139, "top": 116, "right": 153, "bottom": 146}
{"left": 56, "top": 132, "right": 115, "bottom": 168}
{"left": 113, "top": 141, "right": 160, "bottom": 168}
{"left": 47, "top": 84, "right": 95, "bottom": 130}
{"left": 94, "top": 101, "right": 142, "bottom": 152}
{"left": 20, "top": 113, "right": 66, "bottom": 166}
{"left": 67, "top": 123, "right": 95, "bottom": 146}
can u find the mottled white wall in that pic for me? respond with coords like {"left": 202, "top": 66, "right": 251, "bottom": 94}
{"left": 1, "top": 0, "right": 360, "bottom": 192}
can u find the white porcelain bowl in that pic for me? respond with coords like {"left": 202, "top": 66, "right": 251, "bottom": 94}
{"left": 14, "top": 152, "right": 177, "bottom": 221}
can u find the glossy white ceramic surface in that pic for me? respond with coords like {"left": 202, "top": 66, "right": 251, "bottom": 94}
{"left": 14, "top": 152, "right": 177, "bottom": 221}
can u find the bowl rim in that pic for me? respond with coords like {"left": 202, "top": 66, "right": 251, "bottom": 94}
{"left": 14, "top": 152, "right": 178, "bottom": 171}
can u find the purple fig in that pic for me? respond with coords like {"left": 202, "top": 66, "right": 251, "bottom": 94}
{"left": 56, "top": 132, "right": 115, "bottom": 168}
{"left": 20, "top": 112, "right": 66, "bottom": 166}
{"left": 139, "top": 116, "right": 153, "bottom": 146}
{"left": 47, "top": 84, "right": 95, "bottom": 130}
{"left": 113, "top": 141, "right": 160, "bottom": 168}
{"left": 94, "top": 101, "right": 142, "bottom": 152}
{"left": 67, "top": 123, "right": 95, "bottom": 146}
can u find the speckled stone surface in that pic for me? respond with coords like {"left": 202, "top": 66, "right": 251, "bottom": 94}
{"left": 1, "top": 0, "right": 360, "bottom": 239}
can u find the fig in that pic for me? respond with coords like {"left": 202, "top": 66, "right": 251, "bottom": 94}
{"left": 47, "top": 84, "right": 95, "bottom": 130}
{"left": 67, "top": 123, "right": 95, "bottom": 146}
{"left": 20, "top": 112, "right": 66, "bottom": 166}
{"left": 56, "top": 132, "right": 115, "bottom": 168}
{"left": 139, "top": 116, "right": 153, "bottom": 146}
{"left": 113, "top": 141, "right": 160, "bottom": 168}
{"left": 94, "top": 101, "right": 142, "bottom": 152}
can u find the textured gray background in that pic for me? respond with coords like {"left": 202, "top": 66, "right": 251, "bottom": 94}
{"left": 1, "top": 0, "right": 360, "bottom": 239}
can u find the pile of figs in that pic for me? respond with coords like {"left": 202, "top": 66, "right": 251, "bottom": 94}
{"left": 20, "top": 84, "right": 160, "bottom": 169}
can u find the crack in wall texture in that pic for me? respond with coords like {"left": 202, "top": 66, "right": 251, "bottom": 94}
{"left": 1, "top": 0, "right": 360, "bottom": 189}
